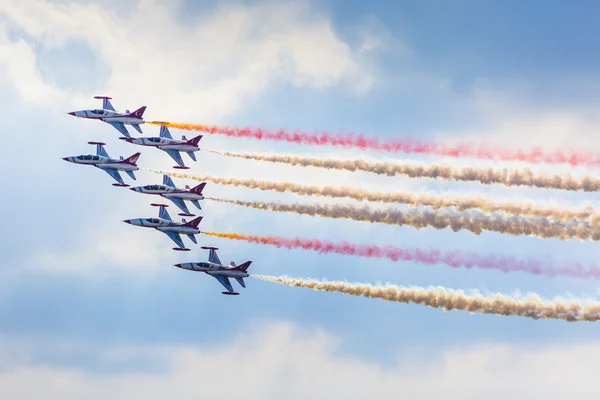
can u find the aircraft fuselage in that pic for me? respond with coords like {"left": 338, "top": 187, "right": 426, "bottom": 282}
{"left": 176, "top": 261, "right": 249, "bottom": 278}
{"left": 130, "top": 185, "right": 204, "bottom": 200}
{"left": 70, "top": 109, "right": 144, "bottom": 125}
{"left": 128, "top": 137, "right": 199, "bottom": 152}
{"left": 63, "top": 155, "right": 138, "bottom": 171}
{"left": 124, "top": 218, "right": 200, "bottom": 235}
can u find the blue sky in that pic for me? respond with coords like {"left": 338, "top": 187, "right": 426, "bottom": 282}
{"left": 2, "top": 0, "right": 600, "bottom": 397}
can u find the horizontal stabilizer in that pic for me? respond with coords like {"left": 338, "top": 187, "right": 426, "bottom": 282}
{"left": 125, "top": 170, "right": 136, "bottom": 180}
{"left": 186, "top": 234, "right": 197, "bottom": 244}
{"left": 235, "top": 277, "right": 246, "bottom": 288}
{"left": 191, "top": 199, "right": 202, "bottom": 210}
{"left": 132, "top": 124, "right": 143, "bottom": 134}
{"left": 186, "top": 151, "right": 197, "bottom": 161}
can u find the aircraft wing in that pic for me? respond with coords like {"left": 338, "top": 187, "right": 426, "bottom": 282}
{"left": 104, "top": 121, "right": 131, "bottom": 137}
{"left": 159, "top": 125, "right": 173, "bottom": 139}
{"left": 101, "top": 168, "right": 125, "bottom": 185}
{"left": 163, "top": 149, "right": 186, "bottom": 168}
{"left": 213, "top": 275, "right": 235, "bottom": 293}
{"left": 207, "top": 248, "right": 222, "bottom": 265}
{"left": 162, "top": 231, "right": 186, "bottom": 249}
{"left": 167, "top": 197, "right": 191, "bottom": 215}
{"left": 102, "top": 98, "right": 116, "bottom": 111}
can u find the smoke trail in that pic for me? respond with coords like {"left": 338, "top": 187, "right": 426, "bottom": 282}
{"left": 208, "top": 150, "right": 600, "bottom": 193}
{"left": 203, "top": 231, "right": 600, "bottom": 279}
{"left": 145, "top": 168, "right": 598, "bottom": 223}
{"left": 253, "top": 275, "right": 599, "bottom": 322}
{"left": 147, "top": 121, "right": 599, "bottom": 166}
{"left": 207, "top": 198, "right": 600, "bottom": 241}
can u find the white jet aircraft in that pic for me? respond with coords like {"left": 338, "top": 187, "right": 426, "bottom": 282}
{"left": 175, "top": 247, "right": 252, "bottom": 295}
{"left": 129, "top": 175, "right": 206, "bottom": 216}
{"left": 68, "top": 96, "right": 146, "bottom": 137}
{"left": 120, "top": 123, "right": 202, "bottom": 169}
{"left": 123, "top": 204, "right": 203, "bottom": 251}
{"left": 62, "top": 142, "right": 141, "bottom": 187}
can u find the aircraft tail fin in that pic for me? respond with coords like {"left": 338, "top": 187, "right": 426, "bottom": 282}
{"left": 191, "top": 182, "right": 206, "bottom": 195}
{"left": 128, "top": 106, "right": 147, "bottom": 119}
{"left": 123, "top": 152, "right": 141, "bottom": 165}
{"left": 234, "top": 261, "right": 252, "bottom": 273}
{"left": 125, "top": 170, "right": 136, "bottom": 180}
{"left": 235, "top": 277, "right": 246, "bottom": 288}
{"left": 184, "top": 215, "right": 203, "bottom": 229}
{"left": 186, "top": 134, "right": 203, "bottom": 147}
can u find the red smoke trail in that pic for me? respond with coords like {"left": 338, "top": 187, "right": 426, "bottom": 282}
{"left": 148, "top": 121, "right": 600, "bottom": 166}
{"left": 203, "top": 231, "right": 600, "bottom": 279}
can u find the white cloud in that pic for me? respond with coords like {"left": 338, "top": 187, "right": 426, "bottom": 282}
{"left": 0, "top": 0, "right": 380, "bottom": 116}
{"left": 0, "top": 321, "right": 597, "bottom": 399}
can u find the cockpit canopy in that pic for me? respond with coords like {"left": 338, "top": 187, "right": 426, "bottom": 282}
{"left": 148, "top": 137, "right": 161, "bottom": 143}
{"left": 143, "top": 185, "right": 167, "bottom": 191}
{"left": 76, "top": 155, "right": 100, "bottom": 161}
{"left": 145, "top": 218, "right": 161, "bottom": 224}
{"left": 90, "top": 109, "right": 106, "bottom": 114}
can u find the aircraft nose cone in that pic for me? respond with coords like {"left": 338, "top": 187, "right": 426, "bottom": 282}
{"left": 68, "top": 112, "right": 75, "bottom": 116}
{"left": 62, "top": 157, "right": 69, "bottom": 161}
{"left": 129, "top": 187, "right": 136, "bottom": 191}
{"left": 174, "top": 264, "right": 182, "bottom": 268}
{"left": 123, "top": 220, "right": 132, "bottom": 224}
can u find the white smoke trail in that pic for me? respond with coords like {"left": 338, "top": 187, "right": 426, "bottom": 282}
{"left": 253, "top": 275, "right": 599, "bottom": 322}
{"left": 145, "top": 168, "right": 599, "bottom": 223}
{"left": 209, "top": 150, "right": 600, "bottom": 192}
{"left": 208, "top": 198, "right": 600, "bottom": 241}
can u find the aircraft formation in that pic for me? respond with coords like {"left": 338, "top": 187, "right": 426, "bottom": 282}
{"left": 65, "top": 96, "right": 252, "bottom": 295}
{"left": 63, "top": 95, "right": 600, "bottom": 322}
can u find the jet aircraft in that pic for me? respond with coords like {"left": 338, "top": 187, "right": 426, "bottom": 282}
{"left": 62, "top": 142, "right": 141, "bottom": 187}
{"left": 120, "top": 123, "right": 202, "bottom": 169}
{"left": 129, "top": 175, "right": 206, "bottom": 217}
{"left": 175, "top": 247, "right": 252, "bottom": 295}
{"left": 68, "top": 96, "right": 146, "bottom": 137}
{"left": 123, "top": 204, "right": 203, "bottom": 251}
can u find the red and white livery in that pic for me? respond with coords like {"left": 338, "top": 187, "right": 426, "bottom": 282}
{"left": 121, "top": 123, "right": 202, "bottom": 169}
{"left": 62, "top": 142, "right": 141, "bottom": 187}
{"left": 130, "top": 175, "right": 206, "bottom": 216}
{"left": 123, "top": 204, "right": 203, "bottom": 251}
{"left": 68, "top": 96, "right": 146, "bottom": 137}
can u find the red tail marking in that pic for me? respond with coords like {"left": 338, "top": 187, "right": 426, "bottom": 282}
{"left": 184, "top": 216, "right": 203, "bottom": 228}
{"left": 191, "top": 182, "right": 206, "bottom": 194}
{"left": 235, "top": 261, "right": 252, "bottom": 272}
{"left": 124, "top": 152, "right": 141, "bottom": 165}
{"left": 186, "top": 135, "right": 203, "bottom": 146}
{"left": 128, "top": 106, "right": 146, "bottom": 119}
